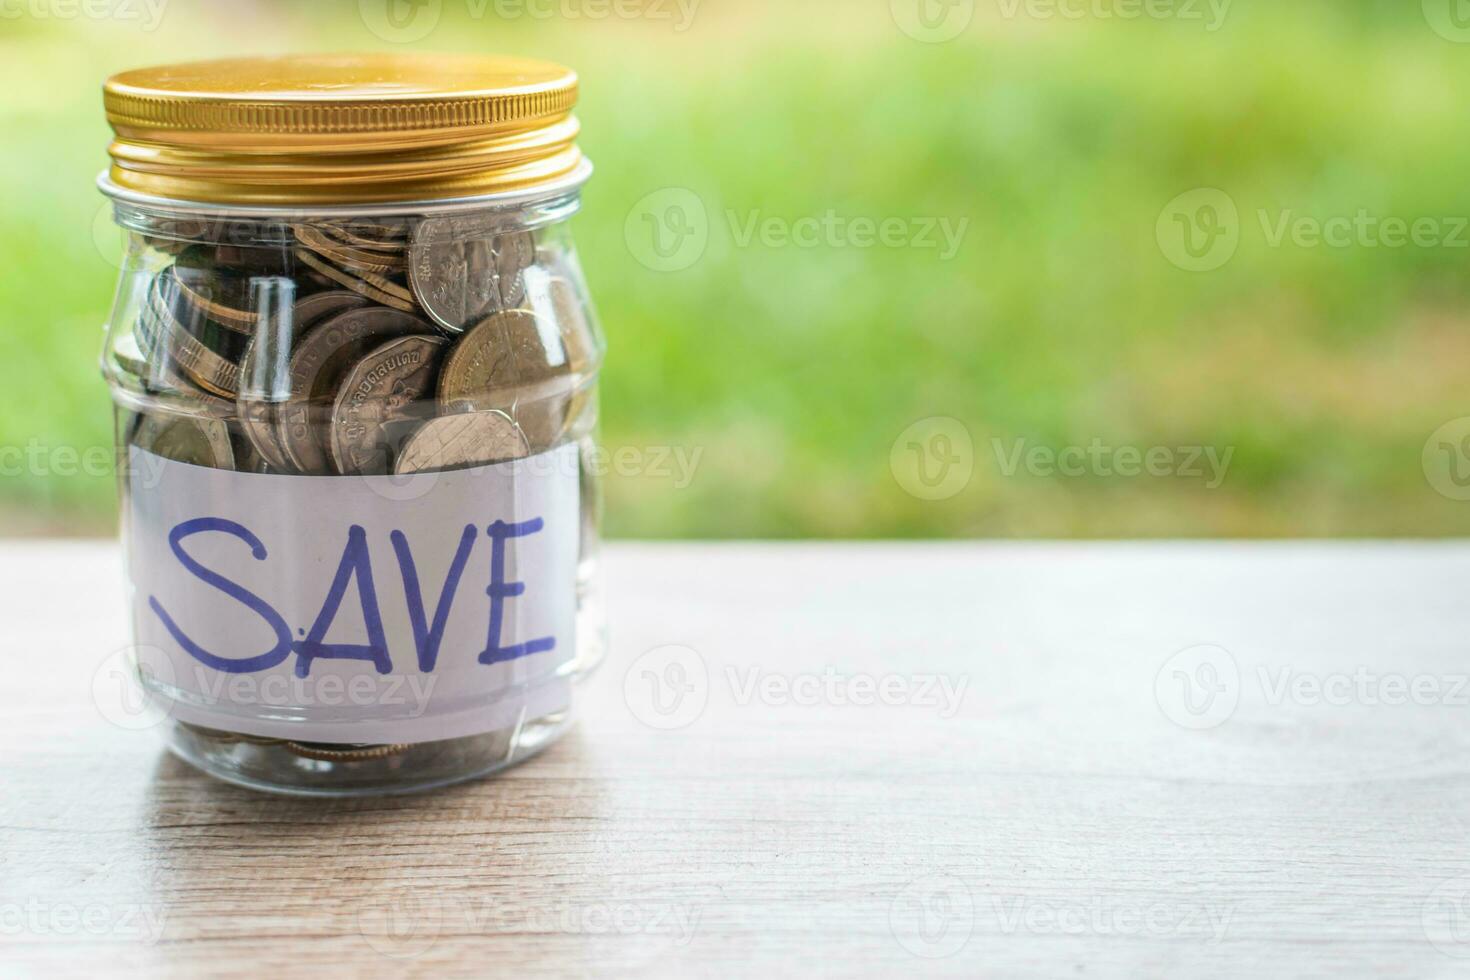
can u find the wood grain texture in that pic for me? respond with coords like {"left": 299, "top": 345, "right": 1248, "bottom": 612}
{"left": 3, "top": 541, "right": 1470, "bottom": 978}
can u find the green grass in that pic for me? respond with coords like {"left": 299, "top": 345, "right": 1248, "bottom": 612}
{"left": 2, "top": 0, "right": 1468, "bottom": 537}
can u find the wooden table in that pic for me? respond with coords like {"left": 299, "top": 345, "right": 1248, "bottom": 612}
{"left": 4, "top": 541, "right": 1470, "bottom": 978}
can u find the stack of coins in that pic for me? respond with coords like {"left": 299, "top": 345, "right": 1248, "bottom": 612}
{"left": 122, "top": 216, "right": 598, "bottom": 479}
{"left": 118, "top": 213, "right": 602, "bottom": 763}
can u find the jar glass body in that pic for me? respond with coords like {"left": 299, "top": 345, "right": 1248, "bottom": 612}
{"left": 101, "top": 189, "right": 605, "bottom": 796}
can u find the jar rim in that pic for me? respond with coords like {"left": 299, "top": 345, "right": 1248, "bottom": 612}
{"left": 96, "top": 158, "right": 592, "bottom": 218}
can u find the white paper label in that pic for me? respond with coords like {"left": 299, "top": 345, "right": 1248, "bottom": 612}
{"left": 125, "top": 443, "right": 580, "bottom": 744}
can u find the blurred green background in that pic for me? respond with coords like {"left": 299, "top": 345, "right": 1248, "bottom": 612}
{"left": 2, "top": 0, "right": 1469, "bottom": 538}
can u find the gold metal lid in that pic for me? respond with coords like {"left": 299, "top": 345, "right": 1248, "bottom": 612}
{"left": 103, "top": 53, "right": 584, "bottom": 206}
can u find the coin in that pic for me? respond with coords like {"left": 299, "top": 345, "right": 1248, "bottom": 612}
{"left": 237, "top": 291, "right": 372, "bottom": 474}
{"left": 410, "top": 217, "right": 534, "bottom": 333}
{"left": 293, "top": 247, "right": 416, "bottom": 313}
{"left": 295, "top": 225, "right": 406, "bottom": 277}
{"left": 438, "top": 310, "right": 568, "bottom": 405}
{"left": 523, "top": 273, "right": 600, "bottom": 440}
{"left": 149, "top": 272, "right": 243, "bottom": 398}
{"left": 330, "top": 335, "right": 448, "bottom": 476}
{"left": 171, "top": 246, "right": 270, "bottom": 335}
{"left": 438, "top": 309, "right": 571, "bottom": 449}
{"left": 277, "top": 307, "right": 428, "bottom": 475}
{"left": 547, "top": 276, "right": 597, "bottom": 374}
{"left": 320, "top": 218, "right": 411, "bottom": 250}
{"left": 131, "top": 412, "right": 235, "bottom": 469}
{"left": 283, "top": 742, "right": 412, "bottom": 762}
{"left": 393, "top": 410, "right": 531, "bottom": 475}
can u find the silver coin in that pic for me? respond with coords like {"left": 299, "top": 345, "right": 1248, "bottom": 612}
{"left": 131, "top": 412, "right": 235, "bottom": 469}
{"left": 330, "top": 335, "right": 448, "bottom": 476}
{"left": 277, "top": 308, "right": 427, "bottom": 475}
{"left": 393, "top": 411, "right": 531, "bottom": 475}
{"left": 409, "top": 216, "right": 534, "bottom": 333}
{"left": 438, "top": 309, "right": 571, "bottom": 450}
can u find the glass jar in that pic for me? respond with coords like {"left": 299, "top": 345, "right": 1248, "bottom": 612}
{"left": 98, "top": 54, "right": 605, "bottom": 796}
